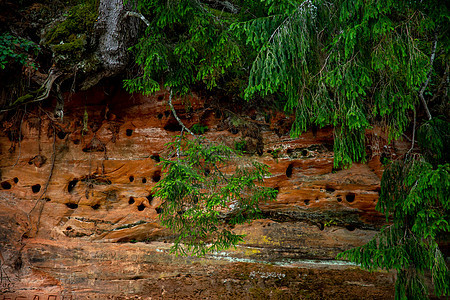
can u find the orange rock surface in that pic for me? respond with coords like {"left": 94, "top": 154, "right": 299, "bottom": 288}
{"left": 0, "top": 86, "right": 404, "bottom": 298}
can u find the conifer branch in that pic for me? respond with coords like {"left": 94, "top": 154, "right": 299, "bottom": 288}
{"left": 419, "top": 33, "right": 437, "bottom": 121}
{"left": 124, "top": 11, "right": 150, "bottom": 27}
{"left": 203, "top": 0, "right": 239, "bottom": 14}
{"left": 407, "top": 109, "right": 416, "bottom": 155}
{"left": 168, "top": 89, "right": 196, "bottom": 138}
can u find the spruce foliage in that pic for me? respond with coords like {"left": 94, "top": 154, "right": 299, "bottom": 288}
{"left": 236, "top": 0, "right": 449, "bottom": 168}
{"left": 152, "top": 136, "right": 277, "bottom": 256}
{"left": 126, "top": 0, "right": 449, "bottom": 297}
{"left": 338, "top": 157, "right": 450, "bottom": 299}
{"left": 124, "top": 0, "right": 242, "bottom": 95}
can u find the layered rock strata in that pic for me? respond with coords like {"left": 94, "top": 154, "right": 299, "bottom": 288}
{"left": 0, "top": 86, "right": 403, "bottom": 298}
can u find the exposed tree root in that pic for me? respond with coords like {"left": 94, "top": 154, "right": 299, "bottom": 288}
{"left": 1, "top": 68, "right": 63, "bottom": 113}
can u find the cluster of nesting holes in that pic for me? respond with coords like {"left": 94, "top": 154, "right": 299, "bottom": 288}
{"left": 128, "top": 194, "right": 154, "bottom": 211}
{"left": 31, "top": 184, "right": 41, "bottom": 193}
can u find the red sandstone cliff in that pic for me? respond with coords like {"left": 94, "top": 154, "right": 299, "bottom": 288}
{"left": 0, "top": 86, "right": 402, "bottom": 299}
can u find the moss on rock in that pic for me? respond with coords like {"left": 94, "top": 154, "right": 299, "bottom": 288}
{"left": 45, "top": 2, "right": 97, "bottom": 46}
{"left": 43, "top": 1, "right": 98, "bottom": 64}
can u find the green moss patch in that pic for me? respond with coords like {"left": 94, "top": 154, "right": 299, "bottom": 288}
{"left": 44, "top": 1, "right": 98, "bottom": 61}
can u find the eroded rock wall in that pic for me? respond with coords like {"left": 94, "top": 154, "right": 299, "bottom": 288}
{"left": 0, "top": 86, "right": 401, "bottom": 298}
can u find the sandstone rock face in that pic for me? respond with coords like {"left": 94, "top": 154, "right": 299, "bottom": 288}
{"left": 0, "top": 86, "right": 403, "bottom": 298}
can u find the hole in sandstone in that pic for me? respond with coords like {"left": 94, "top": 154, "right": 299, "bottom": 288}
{"left": 65, "top": 203, "right": 78, "bottom": 209}
{"left": 137, "top": 203, "right": 146, "bottom": 211}
{"left": 1, "top": 181, "right": 11, "bottom": 189}
{"left": 13, "top": 256, "right": 22, "bottom": 270}
{"left": 129, "top": 176, "right": 134, "bottom": 182}
{"left": 146, "top": 194, "right": 154, "bottom": 204}
{"left": 318, "top": 223, "right": 324, "bottom": 231}
{"left": 126, "top": 129, "right": 133, "bottom": 136}
{"left": 230, "top": 127, "right": 239, "bottom": 134}
{"left": 151, "top": 155, "right": 160, "bottom": 162}
{"left": 73, "top": 139, "right": 80, "bottom": 145}
{"left": 152, "top": 170, "right": 161, "bottom": 182}
{"left": 164, "top": 122, "right": 182, "bottom": 132}
{"left": 13, "top": 177, "right": 19, "bottom": 183}
{"left": 346, "top": 193, "right": 356, "bottom": 203}
{"left": 337, "top": 197, "right": 342, "bottom": 202}
{"left": 158, "top": 95, "right": 164, "bottom": 101}
{"left": 91, "top": 204, "right": 100, "bottom": 210}
{"left": 68, "top": 179, "right": 78, "bottom": 193}
{"left": 66, "top": 226, "right": 72, "bottom": 230}
{"left": 286, "top": 148, "right": 293, "bottom": 154}
{"left": 28, "top": 160, "right": 33, "bottom": 165}
{"left": 57, "top": 131, "right": 67, "bottom": 139}
{"left": 142, "top": 177, "right": 147, "bottom": 183}
{"left": 301, "top": 149, "right": 308, "bottom": 156}
{"left": 304, "top": 199, "right": 310, "bottom": 205}
{"left": 155, "top": 207, "right": 163, "bottom": 214}
{"left": 325, "top": 186, "right": 335, "bottom": 193}
{"left": 44, "top": 197, "right": 51, "bottom": 202}
{"left": 286, "top": 163, "right": 294, "bottom": 178}
{"left": 128, "top": 197, "right": 135, "bottom": 204}
{"left": 346, "top": 225, "right": 356, "bottom": 231}
{"left": 157, "top": 113, "right": 163, "bottom": 119}
{"left": 31, "top": 184, "right": 41, "bottom": 193}
{"left": 164, "top": 111, "right": 170, "bottom": 117}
